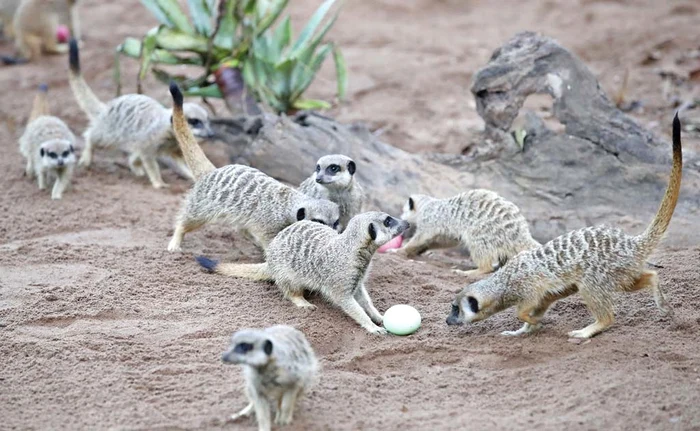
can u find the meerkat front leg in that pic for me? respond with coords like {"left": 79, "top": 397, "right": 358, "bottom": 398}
{"left": 251, "top": 395, "right": 272, "bottom": 431}
{"left": 128, "top": 153, "right": 145, "bottom": 176}
{"left": 568, "top": 287, "right": 615, "bottom": 339}
{"left": 502, "top": 286, "right": 579, "bottom": 336}
{"left": 42, "top": 33, "right": 68, "bottom": 54}
{"left": 230, "top": 402, "right": 254, "bottom": 421}
{"left": 25, "top": 157, "right": 34, "bottom": 177}
{"left": 338, "top": 298, "right": 387, "bottom": 334}
{"left": 78, "top": 131, "right": 94, "bottom": 167}
{"left": 37, "top": 168, "right": 47, "bottom": 190}
{"left": 51, "top": 167, "right": 73, "bottom": 200}
{"left": 275, "top": 387, "right": 301, "bottom": 426}
{"left": 354, "top": 283, "right": 383, "bottom": 325}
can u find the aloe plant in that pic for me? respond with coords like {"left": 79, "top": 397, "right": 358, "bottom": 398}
{"left": 116, "top": 0, "right": 347, "bottom": 115}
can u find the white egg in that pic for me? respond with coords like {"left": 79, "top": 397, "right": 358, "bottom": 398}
{"left": 383, "top": 304, "right": 421, "bottom": 335}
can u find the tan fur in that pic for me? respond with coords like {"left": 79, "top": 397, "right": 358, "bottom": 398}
{"left": 19, "top": 85, "right": 77, "bottom": 200}
{"left": 11, "top": 0, "right": 79, "bottom": 61}
{"left": 397, "top": 189, "right": 539, "bottom": 275}
{"left": 69, "top": 42, "right": 212, "bottom": 189}
{"left": 170, "top": 87, "right": 215, "bottom": 180}
{"left": 222, "top": 325, "right": 318, "bottom": 431}
{"left": 447, "top": 114, "right": 683, "bottom": 339}
{"left": 199, "top": 212, "right": 410, "bottom": 334}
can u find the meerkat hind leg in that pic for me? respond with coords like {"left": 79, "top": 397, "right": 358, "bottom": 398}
{"left": 140, "top": 153, "right": 168, "bottom": 189}
{"left": 128, "top": 153, "right": 145, "bottom": 176}
{"left": 568, "top": 286, "right": 614, "bottom": 339}
{"left": 454, "top": 259, "right": 494, "bottom": 277}
{"left": 628, "top": 269, "right": 672, "bottom": 316}
{"left": 78, "top": 133, "right": 94, "bottom": 167}
{"left": 283, "top": 285, "right": 316, "bottom": 309}
{"left": 230, "top": 402, "right": 254, "bottom": 421}
{"left": 168, "top": 218, "right": 204, "bottom": 252}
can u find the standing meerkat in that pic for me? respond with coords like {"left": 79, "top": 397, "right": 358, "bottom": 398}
{"left": 446, "top": 114, "right": 683, "bottom": 339}
{"left": 298, "top": 154, "right": 365, "bottom": 232}
{"left": 396, "top": 190, "right": 539, "bottom": 275}
{"left": 19, "top": 84, "right": 77, "bottom": 200}
{"left": 2, "top": 0, "right": 80, "bottom": 64}
{"left": 197, "top": 212, "right": 410, "bottom": 334}
{"left": 68, "top": 40, "right": 213, "bottom": 189}
{"left": 222, "top": 325, "right": 318, "bottom": 431}
{"left": 167, "top": 82, "right": 340, "bottom": 252}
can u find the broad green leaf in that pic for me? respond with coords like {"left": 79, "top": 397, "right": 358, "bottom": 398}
{"left": 187, "top": 0, "right": 213, "bottom": 36}
{"left": 137, "top": 28, "right": 159, "bottom": 93}
{"left": 154, "top": 0, "right": 194, "bottom": 33}
{"left": 242, "top": 60, "right": 257, "bottom": 89}
{"left": 289, "top": 0, "right": 336, "bottom": 58}
{"left": 156, "top": 27, "right": 209, "bottom": 52}
{"left": 292, "top": 98, "right": 331, "bottom": 110}
{"left": 113, "top": 48, "right": 123, "bottom": 96}
{"left": 184, "top": 84, "right": 223, "bottom": 98}
{"left": 119, "top": 37, "right": 204, "bottom": 65}
{"left": 270, "top": 16, "right": 291, "bottom": 58}
{"left": 332, "top": 44, "right": 347, "bottom": 100}
{"left": 213, "top": 0, "right": 237, "bottom": 51}
{"left": 140, "top": 0, "right": 174, "bottom": 27}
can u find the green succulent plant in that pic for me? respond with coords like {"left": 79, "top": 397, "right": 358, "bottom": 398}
{"left": 115, "top": 0, "right": 347, "bottom": 115}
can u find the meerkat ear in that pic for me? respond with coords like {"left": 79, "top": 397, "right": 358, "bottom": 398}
{"left": 40, "top": 148, "right": 45, "bottom": 157}
{"left": 69, "top": 145, "right": 75, "bottom": 153}
{"left": 263, "top": 340, "right": 273, "bottom": 355}
{"left": 368, "top": 223, "right": 377, "bottom": 241}
{"left": 408, "top": 197, "right": 415, "bottom": 211}
{"left": 296, "top": 208, "right": 306, "bottom": 221}
{"left": 347, "top": 161, "right": 356, "bottom": 175}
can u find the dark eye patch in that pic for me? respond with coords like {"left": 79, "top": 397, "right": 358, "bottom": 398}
{"left": 62, "top": 151, "right": 70, "bottom": 158}
{"left": 333, "top": 219, "right": 340, "bottom": 230}
{"left": 467, "top": 297, "right": 479, "bottom": 314}
{"left": 383, "top": 217, "right": 394, "bottom": 227}
{"left": 233, "top": 342, "right": 254, "bottom": 354}
{"left": 187, "top": 118, "right": 203, "bottom": 128}
{"left": 48, "top": 152, "right": 58, "bottom": 159}
{"left": 328, "top": 164, "right": 340, "bottom": 173}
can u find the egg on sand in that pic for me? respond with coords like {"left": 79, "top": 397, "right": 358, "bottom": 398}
{"left": 383, "top": 304, "right": 421, "bottom": 335}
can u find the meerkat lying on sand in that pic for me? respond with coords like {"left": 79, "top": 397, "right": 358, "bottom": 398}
{"left": 396, "top": 190, "right": 539, "bottom": 275}
{"left": 299, "top": 154, "right": 364, "bottom": 232}
{"left": 167, "top": 82, "right": 340, "bottom": 252}
{"left": 222, "top": 325, "right": 318, "bottom": 431}
{"left": 446, "top": 114, "right": 683, "bottom": 339}
{"left": 197, "top": 212, "right": 409, "bottom": 334}
{"left": 19, "top": 84, "right": 76, "bottom": 200}
{"left": 68, "top": 40, "right": 212, "bottom": 189}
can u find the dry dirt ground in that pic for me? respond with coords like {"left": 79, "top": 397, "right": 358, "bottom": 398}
{"left": 1, "top": 0, "right": 700, "bottom": 430}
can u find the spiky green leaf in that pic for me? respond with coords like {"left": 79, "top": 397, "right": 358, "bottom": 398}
{"left": 140, "top": 0, "right": 174, "bottom": 27}
{"left": 137, "top": 28, "right": 159, "bottom": 93}
{"left": 187, "top": 0, "right": 213, "bottom": 36}
{"left": 213, "top": 0, "right": 238, "bottom": 50}
{"left": 156, "top": 26, "right": 210, "bottom": 52}
{"left": 332, "top": 44, "right": 347, "bottom": 101}
{"left": 289, "top": 0, "right": 336, "bottom": 58}
{"left": 154, "top": 0, "right": 194, "bottom": 33}
{"left": 255, "top": 0, "right": 288, "bottom": 36}
{"left": 290, "top": 42, "right": 332, "bottom": 101}
{"left": 184, "top": 84, "right": 223, "bottom": 98}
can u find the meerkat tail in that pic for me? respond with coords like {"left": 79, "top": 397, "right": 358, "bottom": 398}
{"left": 28, "top": 84, "right": 50, "bottom": 122}
{"left": 639, "top": 113, "right": 682, "bottom": 250}
{"left": 169, "top": 82, "right": 215, "bottom": 180}
{"left": 68, "top": 39, "right": 106, "bottom": 121}
{"left": 196, "top": 256, "right": 273, "bottom": 281}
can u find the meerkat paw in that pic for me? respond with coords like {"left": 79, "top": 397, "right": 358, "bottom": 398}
{"left": 152, "top": 182, "right": 170, "bottom": 189}
{"left": 567, "top": 329, "right": 592, "bottom": 339}
{"left": 274, "top": 413, "right": 291, "bottom": 426}
{"left": 229, "top": 403, "right": 253, "bottom": 422}
{"left": 501, "top": 323, "right": 541, "bottom": 336}
{"left": 167, "top": 240, "right": 182, "bottom": 252}
{"left": 367, "top": 325, "right": 388, "bottom": 335}
{"left": 51, "top": 193, "right": 63, "bottom": 200}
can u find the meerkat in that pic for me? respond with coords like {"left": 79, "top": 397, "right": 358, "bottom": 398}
{"left": 197, "top": 212, "right": 410, "bottom": 334}
{"left": 2, "top": 0, "right": 80, "bottom": 64}
{"left": 446, "top": 114, "right": 683, "bottom": 339}
{"left": 395, "top": 190, "right": 539, "bottom": 276}
{"left": 19, "top": 84, "right": 77, "bottom": 200}
{"left": 67, "top": 40, "right": 212, "bottom": 189}
{"left": 167, "top": 82, "right": 340, "bottom": 252}
{"left": 298, "top": 154, "right": 365, "bottom": 232}
{"left": 222, "top": 325, "right": 318, "bottom": 431}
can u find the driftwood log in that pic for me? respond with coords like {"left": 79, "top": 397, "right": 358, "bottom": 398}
{"left": 208, "top": 32, "right": 700, "bottom": 247}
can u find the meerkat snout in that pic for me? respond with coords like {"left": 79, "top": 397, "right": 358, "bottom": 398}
{"left": 222, "top": 334, "right": 273, "bottom": 367}
{"left": 370, "top": 215, "right": 409, "bottom": 246}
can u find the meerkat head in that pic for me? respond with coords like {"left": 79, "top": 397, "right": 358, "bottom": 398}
{"left": 222, "top": 329, "right": 273, "bottom": 368}
{"left": 446, "top": 276, "right": 510, "bottom": 326}
{"left": 346, "top": 211, "right": 410, "bottom": 249}
{"left": 294, "top": 197, "right": 341, "bottom": 231}
{"left": 181, "top": 103, "right": 214, "bottom": 139}
{"left": 313, "top": 154, "right": 356, "bottom": 189}
{"left": 400, "top": 194, "right": 431, "bottom": 224}
{"left": 40, "top": 139, "right": 76, "bottom": 170}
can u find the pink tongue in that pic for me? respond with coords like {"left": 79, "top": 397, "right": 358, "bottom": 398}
{"left": 378, "top": 235, "right": 403, "bottom": 253}
{"left": 56, "top": 25, "right": 70, "bottom": 43}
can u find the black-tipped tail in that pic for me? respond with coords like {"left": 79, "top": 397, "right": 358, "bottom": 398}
{"left": 673, "top": 111, "right": 680, "bottom": 151}
{"left": 38, "top": 83, "right": 48, "bottom": 93}
{"left": 170, "top": 81, "right": 183, "bottom": 108}
{"left": 196, "top": 256, "right": 218, "bottom": 272}
{"left": 69, "top": 39, "right": 80, "bottom": 74}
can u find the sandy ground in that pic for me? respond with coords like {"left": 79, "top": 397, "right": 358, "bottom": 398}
{"left": 1, "top": 0, "right": 700, "bottom": 430}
